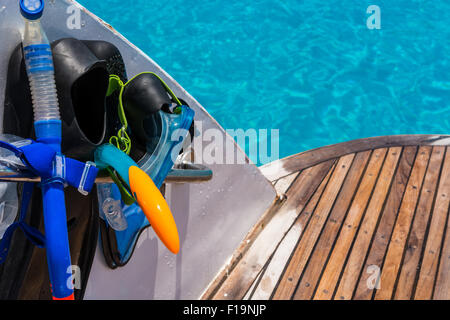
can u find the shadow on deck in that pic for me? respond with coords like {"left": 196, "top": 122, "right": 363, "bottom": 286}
{"left": 202, "top": 135, "right": 450, "bottom": 300}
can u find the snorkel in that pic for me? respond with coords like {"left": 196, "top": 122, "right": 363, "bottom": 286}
{"left": 20, "top": 0, "right": 74, "bottom": 300}
{"left": 95, "top": 144, "right": 181, "bottom": 254}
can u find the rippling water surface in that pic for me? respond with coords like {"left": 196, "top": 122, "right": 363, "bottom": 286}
{"left": 79, "top": 0, "right": 450, "bottom": 164}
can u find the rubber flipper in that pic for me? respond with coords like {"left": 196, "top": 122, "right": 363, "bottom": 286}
{"left": 82, "top": 40, "right": 128, "bottom": 145}
{"left": 3, "top": 43, "right": 34, "bottom": 140}
{"left": 122, "top": 73, "right": 172, "bottom": 148}
{"left": 3, "top": 38, "right": 127, "bottom": 161}
{"left": 82, "top": 40, "right": 127, "bottom": 81}
{"left": 53, "top": 38, "right": 108, "bottom": 160}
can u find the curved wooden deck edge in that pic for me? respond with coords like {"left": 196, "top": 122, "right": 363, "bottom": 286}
{"left": 260, "top": 134, "right": 450, "bottom": 182}
{"left": 200, "top": 196, "right": 286, "bottom": 300}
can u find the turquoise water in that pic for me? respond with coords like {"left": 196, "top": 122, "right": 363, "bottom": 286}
{"left": 79, "top": 0, "right": 450, "bottom": 164}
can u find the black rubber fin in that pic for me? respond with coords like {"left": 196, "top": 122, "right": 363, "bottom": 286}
{"left": 122, "top": 73, "right": 172, "bottom": 147}
{"left": 3, "top": 38, "right": 127, "bottom": 162}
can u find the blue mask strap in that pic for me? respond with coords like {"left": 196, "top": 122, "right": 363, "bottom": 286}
{"left": 0, "top": 141, "right": 99, "bottom": 194}
{"left": 0, "top": 182, "right": 45, "bottom": 264}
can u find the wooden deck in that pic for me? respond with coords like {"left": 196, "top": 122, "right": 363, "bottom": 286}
{"left": 202, "top": 135, "right": 450, "bottom": 300}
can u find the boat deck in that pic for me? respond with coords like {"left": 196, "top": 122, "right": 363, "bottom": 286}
{"left": 202, "top": 135, "right": 450, "bottom": 300}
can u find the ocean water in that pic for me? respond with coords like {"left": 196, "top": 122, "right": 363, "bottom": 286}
{"left": 78, "top": 0, "right": 450, "bottom": 164}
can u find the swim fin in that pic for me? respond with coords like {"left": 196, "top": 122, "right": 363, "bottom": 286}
{"left": 3, "top": 38, "right": 127, "bottom": 161}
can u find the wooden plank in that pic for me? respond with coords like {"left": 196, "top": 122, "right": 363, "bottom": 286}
{"left": 353, "top": 146, "right": 417, "bottom": 300}
{"left": 313, "top": 148, "right": 388, "bottom": 299}
{"left": 334, "top": 147, "right": 402, "bottom": 300}
{"left": 394, "top": 147, "right": 445, "bottom": 299}
{"left": 243, "top": 266, "right": 265, "bottom": 300}
{"left": 229, "top": 165, "right": 333, "bottom": 300}
{"left": 272, "top": 154, "right": 355, "bottom": 299}
{"left": 251, "top": 222, "right": 303, "bottom": 300}
{"left": 274, "top": 172, "right": 301, "bottom": 195}
{"left": 374, "top": 146, "right": 432, "bottom": 300}
{"left": 212, "top": 159, "right": 336, "bottom": 300}
{"left": 260, "top": 135, "right": 450, "bottom": 181}
{"left": 415, "top": 148, "right": 450, "bottom": 300}
{"left": 245, "top": 163, "right": 335, "bottom": 300}
{"left": 254, "top": 161, "right": 337, "bottom": 299}
{"left": 433, "top": 203, "right": 450, "bottom": 299}
{"left": 292, "top": 151, "right": 372, "bottom": 300}
{"left": 201, "top": 196, "right": 283, "bottom": 300}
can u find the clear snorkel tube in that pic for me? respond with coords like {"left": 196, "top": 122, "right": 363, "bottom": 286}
{"left": 20, "top": 0, "right": 74, "bottom": 300}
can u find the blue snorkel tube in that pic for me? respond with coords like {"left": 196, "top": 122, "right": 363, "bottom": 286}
{"left": 20, "top": 0, "right": 74, "bottom": 300}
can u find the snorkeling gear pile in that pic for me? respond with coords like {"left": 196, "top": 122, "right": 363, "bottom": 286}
{"left": 0, "top": 0, "right": 195, "bottom": 300}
